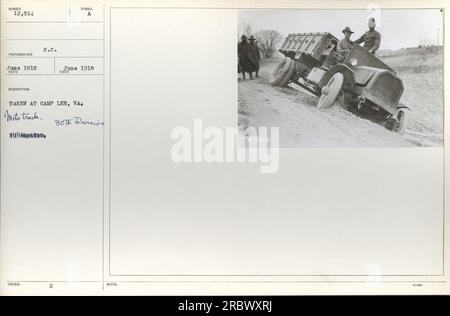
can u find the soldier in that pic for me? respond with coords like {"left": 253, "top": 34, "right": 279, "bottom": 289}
{"left": 336, "top": 26, "right": 354, "bottom": 61}
{"left": 238, "top": 35, "right": 256, "bottom": 80}
{"left": 248, "top": 35, "right": 261, "bottom": 78}
{"left": 354, "top": 17, "right": 381, "bottom": 54}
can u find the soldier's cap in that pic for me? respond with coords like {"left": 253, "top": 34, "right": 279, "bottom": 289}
{"left": 342, "top": 26, "right": 354, "bottom": 34}
{"left": 241, "top": 34, "right": 247, "bottom": 39}
{"left": 368, "top": 17, "right": 376, "bottom": 27}
{"left": 249, "top": 35, "right": 256, "bottom": 41}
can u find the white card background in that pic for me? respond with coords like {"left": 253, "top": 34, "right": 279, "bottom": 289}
{"left": 0, "top": 1, "right": 448, "bottom": 295}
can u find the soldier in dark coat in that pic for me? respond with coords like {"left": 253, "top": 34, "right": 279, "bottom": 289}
{"left": 248, "top": 36, "right": 261, "bottom": 78}
{"left": 238, "top": 35, "right": 257, "bottom": 80}
{"left": 354, "top": 18, "right": 381, "bottom": 54}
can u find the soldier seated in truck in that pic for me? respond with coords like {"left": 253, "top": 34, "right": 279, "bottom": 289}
{"left": 336, "top": 26, "right": 354, "bottom": 62}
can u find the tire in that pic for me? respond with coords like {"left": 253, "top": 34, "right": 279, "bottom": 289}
{"left": 384, "top": 117, "right": 397, "bottom": 131}
{"left": 278, "top": 59, "right": 296, "bottom": 87}
{"left": 317, "top": 73, "right": 344, "bottom": 110}
{"left": 395, "top": 110, "right": 408, "bottom": 135}
{"left": 270, "top": 58, "right": 292, "bottom": 86}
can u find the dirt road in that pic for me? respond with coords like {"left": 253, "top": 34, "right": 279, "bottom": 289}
{"left": 238, "top": 56, "right": 442, "bottom": 147}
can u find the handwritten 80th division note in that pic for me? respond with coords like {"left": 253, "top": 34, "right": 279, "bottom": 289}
{"left": 1, "top": 2, "right": 106, "bottom": 293}
{"left": 3, "top": 4, "right": 104, "bottom": 131}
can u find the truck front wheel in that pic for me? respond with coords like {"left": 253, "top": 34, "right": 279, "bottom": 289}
{"left": 395, "top": 110, "right": 408, "bottom": 135}
{"left": 317, "top": 72, "right": 344, "bottom": 110}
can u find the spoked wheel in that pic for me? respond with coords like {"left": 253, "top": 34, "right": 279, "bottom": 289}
{"left": 395, "top": 110, "right": 407, "bottom": 134}
{"left": 317, "top": 73, "right": 344, "bottom": 110}
{"left": 384, "top": 110, "right": 408, "bottom": 134}
{"left": 270, "top": 58, "right": 293, "bottom": 86}
{"left": 278, "top": 60, "right": 296, "bottom": 87}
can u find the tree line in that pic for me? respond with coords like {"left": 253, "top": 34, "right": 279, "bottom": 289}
{"left": 240, "top": 23, "right": 283, "bottom": 59}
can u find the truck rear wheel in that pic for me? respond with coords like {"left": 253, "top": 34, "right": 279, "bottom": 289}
{"left": 317, "top": 73, "right": 344, "bottom": 110}
{"left": 279, "top": 60, "right": 296, "bottom": 87}
{"left": 270, "top": 58, "right": 292, "bottom": 86}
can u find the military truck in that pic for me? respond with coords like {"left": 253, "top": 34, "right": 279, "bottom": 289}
{"left": 271, "top": 32, "right": 407, "bottom": 133}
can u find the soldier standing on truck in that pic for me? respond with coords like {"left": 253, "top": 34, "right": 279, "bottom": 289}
{"left": 354, "top": 17, "right": 381, "bottom": 54}
{"left": 336, "top": 26, "right": 354, "bottom": 61}
{"left": 248, "top": 35, "right": 261, "bottom": 78}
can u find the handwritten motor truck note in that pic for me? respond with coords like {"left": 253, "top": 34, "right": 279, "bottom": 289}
{"left": 1, "top": 0, "right": 449, "bottom": 296}
{"left": 2, "top": 4, "right": 104, "bottom": 134}
{"left": 1, "top": 2, "right": 105, "bottom": 293}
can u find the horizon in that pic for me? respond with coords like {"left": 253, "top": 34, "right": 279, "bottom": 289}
{"left": 239, "top": 9, "right": 444, "bottom": 51}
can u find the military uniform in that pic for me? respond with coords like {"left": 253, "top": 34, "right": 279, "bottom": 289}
{"left": 249, "top": 42, "right": 261, "bottom": 68}
{"left": 336, "top": 27, "right": 354, "bottom": 62}
{"left": 354, "top": 29, "right": 381, "bottom": 54}
{"left": 335, "top": 38, "right": 353, "bottom": 62}
{"left": 337, "top": 38, "right": 353, "bottom": 52}
{"left": 238, "top": 41, "right": 257, "bottom": 74}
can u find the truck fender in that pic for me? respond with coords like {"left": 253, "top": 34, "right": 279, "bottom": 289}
{"left": 320, "top": 64, "right": 355, "bottom": 91}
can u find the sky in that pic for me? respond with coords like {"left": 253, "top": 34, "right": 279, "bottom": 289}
{"left": 238, "top": 9, "right": 443, "bottom": 50}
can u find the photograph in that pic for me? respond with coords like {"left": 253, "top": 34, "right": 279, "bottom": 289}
{"left": 1, "top": 0, "right": 449, "bottom": 297}
{"left": 238, "top": 9, "right": 444, "bottom": 147}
